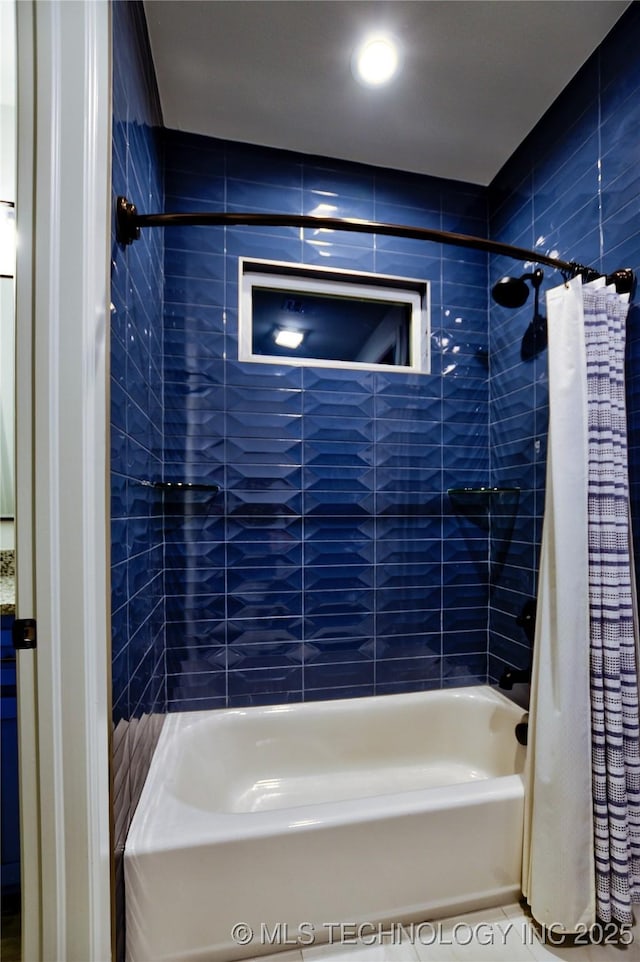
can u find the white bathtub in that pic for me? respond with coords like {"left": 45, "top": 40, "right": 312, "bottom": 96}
{"left": 125, "top": 685, "right": 526, "bottom": 962}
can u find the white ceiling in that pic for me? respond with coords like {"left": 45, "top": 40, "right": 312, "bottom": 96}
{"left": 143, "top": 0, "right": 630, "bottom": 186}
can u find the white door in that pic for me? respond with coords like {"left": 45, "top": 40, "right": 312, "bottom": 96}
{"left": 14, "top": 2, "right": 112, "bottom": 958}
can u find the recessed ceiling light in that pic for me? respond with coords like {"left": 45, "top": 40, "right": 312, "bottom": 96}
{"left": 353, "top": 34, "right": 400, "bottom": 87}
{"left": 274, "top": 328, "right": 304, "bottom": 349}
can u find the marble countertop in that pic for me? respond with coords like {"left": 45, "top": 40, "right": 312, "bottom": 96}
{"left": 1, "top": 550, "right": 16, "bottom": 616}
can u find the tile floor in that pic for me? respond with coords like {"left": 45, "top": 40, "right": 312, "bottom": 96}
{"left": 243, "top": 903, "right": 640, "bottom": 962}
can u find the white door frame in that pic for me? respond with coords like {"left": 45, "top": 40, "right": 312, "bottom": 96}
{"left": 15, "top": 1, "right": 112, "bottom": 958}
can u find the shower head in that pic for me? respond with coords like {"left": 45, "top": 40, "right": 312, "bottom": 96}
{"left": 491, "top": 269, "right": 544, "bottom": 308}
{"left": 492, "top": 269, "right": 547, "bottom": 361}
{"left": 491, "top": 276, "right": 530, "bottom": 308}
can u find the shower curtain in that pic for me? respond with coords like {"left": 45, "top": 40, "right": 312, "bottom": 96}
{"left": 523, "top": 275, "right": 640, "bottom": 929}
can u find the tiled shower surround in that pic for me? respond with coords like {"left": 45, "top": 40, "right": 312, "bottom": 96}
{"left": 111, "top": 0, "right": 164, "bottom": 724}
{"left": 488, "top": 0, "right": 640, "bottom": 678}
{"left": 161, "top": 131, "right": 490, "bottom": 709}
{"left": 112, "top": 0, "right": 640, "bottom": 717}
{"left": 110, "top": 3, "right": 164, "bottom": 958}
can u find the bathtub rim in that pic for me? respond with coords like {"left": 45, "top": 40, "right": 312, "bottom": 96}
{"left": 125, "top": 684, "right": 526, "bottom": 852}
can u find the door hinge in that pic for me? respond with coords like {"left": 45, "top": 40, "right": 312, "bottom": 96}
{"left": 13, "top": 618, "right": 37, "bottom": 650}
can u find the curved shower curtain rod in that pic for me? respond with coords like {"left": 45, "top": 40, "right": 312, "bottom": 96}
{"left": 115, "top": 196, "right": 635, "bottom": 294}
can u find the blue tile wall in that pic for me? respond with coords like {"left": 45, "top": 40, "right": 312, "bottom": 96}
{"left": 162, "top": 131, "right": 490, "bottom": 708}
{"left": 112, "top": 0, "right": 638, "bottom": 720}
{"left": 487, "top": 3, "right": 640, "bottom": 682}
{"left": 111, "top": 0, "right": 165, "bottom": 723}
{"left": 111, "top": 3, "right": 166, "bottom": 959}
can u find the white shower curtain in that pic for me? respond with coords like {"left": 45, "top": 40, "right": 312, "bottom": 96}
{"left": 522, "top": 275, "right": 640, "bottom": 929}
{"left": 522, "top": 275, "right": 595, "bottom": 929}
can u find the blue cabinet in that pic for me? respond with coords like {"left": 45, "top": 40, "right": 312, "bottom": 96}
{"left": 1, "top": 614, "right": 20, "bottom": 897}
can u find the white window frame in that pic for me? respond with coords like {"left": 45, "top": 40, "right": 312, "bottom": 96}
{"left": 238, "top": 257, "right": 430, "bottom": 374}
